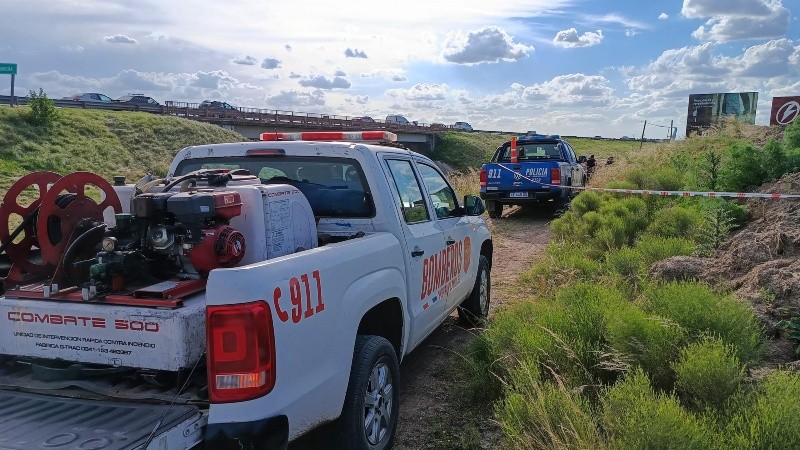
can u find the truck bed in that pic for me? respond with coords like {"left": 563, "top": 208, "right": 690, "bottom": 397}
{"left": 0, "top": 390, "right": 206, "bottom": 449}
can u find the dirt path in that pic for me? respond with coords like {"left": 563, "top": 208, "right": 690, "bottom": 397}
{"left": 290, "top": 206, "right": 553, "bottom": 449}
{"left": 393, "top": 206, "right": 552, "bottom": 449}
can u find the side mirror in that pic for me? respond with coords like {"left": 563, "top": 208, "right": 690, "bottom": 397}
{"left": 464, "top": 195, "right": 485, "bottom": 216}
{"left": 577, "top": 155, "right": 587, "bottom": 163}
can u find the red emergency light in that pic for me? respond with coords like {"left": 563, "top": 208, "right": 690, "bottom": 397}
{"left": 260, "top": 131, "right": 397, "bottom": 142}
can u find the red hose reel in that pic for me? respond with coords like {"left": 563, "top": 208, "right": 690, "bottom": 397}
{"left": 0, "top": 172, "right": 122, "bottom": 286}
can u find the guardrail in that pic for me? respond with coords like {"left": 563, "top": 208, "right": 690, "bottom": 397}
{"left": 0, "top": 95, "right": 454, "bottom": 134}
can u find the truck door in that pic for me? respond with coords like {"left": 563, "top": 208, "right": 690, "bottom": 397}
{"left": 566, "top": 143, "right": 584, "bottom": 187}
{"left": 415, "top": 162, "right": 476, "bottom": 313}
{"left": 382, "top": 158, "right": 447, "bottom": 346}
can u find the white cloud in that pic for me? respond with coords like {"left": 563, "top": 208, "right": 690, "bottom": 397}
{"left": 261, "top": 58, "right": 281, "bottom": 69}
{"left": 683, "top": 0, "right": 790, "bottom": 42}
{"left": 442, "top": 26, "right": 534, "bottom": 64}
{"left": 580, "top": 13, "right": 649, "bottom": 30}
{"left": 345, "top": 48, "right": 368, "bottom": 58}
{"left": 625, "top": 29, "right": 638, "bottom": 37}
{"left": 722, "top": 38, "right": 800, "bottom": 78}
{"left": 334, "top": 70, "right": 347, "bottom": 77}
{"left": 298, "top": 75, "right": 351, "bottom": 89}
{"left": 553, "top": 28, "right": 604, "bottom": 48}
{"left": 658, "top": 12, "right": 669, "bottom": 20}
{"left": 522, "top": 74, "right": 614, "bottom": 106}
{"left": 103, "top": 34, "right": 137, "bottom": 44}
{"left": 386, "top": 83, "right": 449, "bottom": 102}
{"left": 360, "top": 68, "right": 407, "bottom": 82}
{"left": 266, "top": 89, "right": 326, "bottom": 108}
{"left": 232, "top": 55, "right": 257, "bottom": 65}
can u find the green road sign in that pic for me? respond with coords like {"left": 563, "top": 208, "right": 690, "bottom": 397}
{"left": 0, "top": 63, "right": 17, "bottom": 75}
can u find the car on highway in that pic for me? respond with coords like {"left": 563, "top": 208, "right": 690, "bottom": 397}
{"left": 386, "top": 114, "right": 410, "bottom": 124}
{"left": 114, "top": 94, "right": 160, "bottom": 106}
{"left": 453, "top": 121, "right": 473, "bottom": 131}
{"left": 199, "top": 100, "right": 237, "bottom": 110}
{"left": 65, "top": 93, "right": 113, "bottom": 103}
{"left": 352, "top": 116, "right": 375, "bottom": 125}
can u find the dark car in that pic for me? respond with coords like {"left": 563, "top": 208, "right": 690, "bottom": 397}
{"left": 199, "top": 100, "right": 237, "bottom": 110}
{"left": 352, "top": 116, "right": 375, "bottom": 126}
{"left": 115, "top": 94, "right": 160, "bottom": 106}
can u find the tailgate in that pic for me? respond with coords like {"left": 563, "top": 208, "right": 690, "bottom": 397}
{"left": 0, "top": 391, "right": 206, "bottom": 449}
{"left": 485, "top": 162, "right": 553, "bottom": 192}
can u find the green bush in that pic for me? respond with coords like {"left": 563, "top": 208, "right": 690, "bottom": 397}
{"left": 646, "top": 206, "right": 701, "bottom": 239}
{"left": 602, "top": 368, "right": 715, "bottom": 450}
{"left": 497, "top": 365, "right": 605, "bottom": 450}
{"left": 651, "top": 167, "right": 685, "bottom": 191}
{"left": 784, "top": 118, "right": 800, "bottom": 151}
{"left": 571, "top": 191, "right": 602, "bottom": 216}
{"left": 642, "top": 282, "right": 761, "bottom": 363}
{"left": 719, "top": 142, "right": 767, "bottom": 192}
{"left": 605, "top": 247, "right": 646, "bottom": 281}
{"left": 726, "top": 371, "right": 800, "bottom": 449}
{"left": 762, "top": 140, "right": 787, "bottom": 181}
{"left": 634, "top": 235, "right": 695, "bottom": 266}
{"left": 26, "top": 88, "right": 58, "bottom": 126}
{"left": 606, "top": 307, "right": 685, "bottom": 390}
{"left": 673, "top": 337, "right": 745, "bottom": 409}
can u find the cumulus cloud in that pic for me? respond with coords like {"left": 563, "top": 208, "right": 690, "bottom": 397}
{"left": 553, "top": 28, "right": 604, "bottom": 48}
{"left": 659, "top": 12, "right": 669, "bottom": 19}
{"left": 261, "top": 58, "right": 281, "bottom": 69}
{"left": 299, "top": 75, "right": 351, "bottom": 89}
{"left": 360, "top": 68, "right": 407, "bottom": 81}
{"left": 344, "top": 48, "right": 368, "bottom": 58}
{"left": 284, "top": 44, "right": 292, "bottom": 51}
{"left": 386, "top": 83, "right": 449, "bottom": 102}
{"left": 625, "top": 29, "right": 638, "bottom": 37}
{"left": 683, "top": 0, "right": 790, "bottom": 42}
{"left": 232, "top": 55, "right": 257, "bottom": 65}
{"left": 334, "top": 70, "right": 347, "bottom": 77}
{"left": 442, "top": 26, "right": 534, "bottom": 64}
{"left": 522, "top": 74, "right": 614, "bottom": 106}
{"left": 722, "top": 38, "right": 800, "bottom": 78}
{"left": 266, "top": 89, "right": 326, "bottom": 108}
{"left": 103, "top": 34, "right": 137, "bottom": 44}
{"left": 289, "top": 72, "right": 302, "bottom": 79}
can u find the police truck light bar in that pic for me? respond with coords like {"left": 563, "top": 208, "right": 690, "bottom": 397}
{"left": 260, "top": 131, "right": 397, "bottom": 142}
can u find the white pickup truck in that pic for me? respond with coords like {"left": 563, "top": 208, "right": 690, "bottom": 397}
{"left": 0, "top": 131, "right": 492, "bottom": 449}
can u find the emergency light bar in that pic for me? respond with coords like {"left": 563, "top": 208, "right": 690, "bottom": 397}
{"left": 260, "top": 131, "right": 397, "bottom": 142}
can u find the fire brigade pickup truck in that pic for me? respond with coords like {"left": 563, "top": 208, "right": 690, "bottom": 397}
{"left": 0, "top": 131, "right": 492, "bottom": 450}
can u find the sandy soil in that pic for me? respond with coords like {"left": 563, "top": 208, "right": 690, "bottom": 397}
{"left": 291, "top": 205, "right": 553, "bottom": 449}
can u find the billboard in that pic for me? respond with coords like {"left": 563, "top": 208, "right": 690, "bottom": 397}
{"left": 770, "top": 96, "right": 800, "bottom": 126}
{"left": 686, "top": 92, "right": 758, "bottom": 136}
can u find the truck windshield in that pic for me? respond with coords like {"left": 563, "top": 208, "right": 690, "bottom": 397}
{"left": 174, "top": 156, "right": 375, "bottom": 218}
{"left": 495, "top": 141, "right": 561, "bottom": 162}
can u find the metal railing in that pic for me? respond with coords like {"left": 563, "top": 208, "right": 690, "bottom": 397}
{"left": 0, "top": 95, "right": 454, "bottom": 134}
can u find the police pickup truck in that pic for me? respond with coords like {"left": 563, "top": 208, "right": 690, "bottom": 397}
{"left": 0, "top": 131, "right": 492, "bottom": 449}
{"left": 479, "top": 133, "right": 586, "bottom": 218}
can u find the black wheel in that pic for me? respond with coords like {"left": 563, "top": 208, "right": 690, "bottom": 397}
{"left": 487, "top": 201, "right": 503, "bottom": 219}
{"left": 343, "top": 335, "right": 400, "bottom": 450}
{"left": 458, "top": 255, "right": 490, "bottom": 327}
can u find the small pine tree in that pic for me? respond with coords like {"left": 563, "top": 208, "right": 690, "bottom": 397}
{"left": 27, "top": 88, "right": 58, "bottom": 126}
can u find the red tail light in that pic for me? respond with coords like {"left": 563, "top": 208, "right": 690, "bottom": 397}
{"left": 551, "top": 167, "right": 561, "bottom": 185}
{"left": 480, "top": 167, "right": 487, "bottom": 187}
{"left": 207, "top": 301, "right": 276, "bottom": 403}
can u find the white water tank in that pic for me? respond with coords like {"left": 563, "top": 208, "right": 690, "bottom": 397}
{"left": 258, "top": 184, "right": 317, "bottom": 259}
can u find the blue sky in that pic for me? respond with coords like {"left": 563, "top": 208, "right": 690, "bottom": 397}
{"left": 0, "top": 0, "right": 797, "bottom": 138}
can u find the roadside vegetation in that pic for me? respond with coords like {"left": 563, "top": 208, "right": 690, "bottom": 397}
{"left": 0, "top": 105, "right": 244, "bottom": 193}
{"left": 463, "top": 119, "right": 800, "bottom": 449}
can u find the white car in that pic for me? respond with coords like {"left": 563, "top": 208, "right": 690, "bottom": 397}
{"left": 453, "top": 121, "right": 473, "bottom": 131}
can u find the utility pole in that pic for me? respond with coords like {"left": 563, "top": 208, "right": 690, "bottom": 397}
{"left": 639, "top": 120, "right": 647, "bottom": 150}
{"left": 669, "top": 119, "right": 674, "bottom": 141}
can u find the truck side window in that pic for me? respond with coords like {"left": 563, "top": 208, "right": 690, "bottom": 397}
{"left": 416, "top": 163, "right": 458, "bottom": 219}
{"left": 385, "top": 159, "right": 430, "bottom": 224}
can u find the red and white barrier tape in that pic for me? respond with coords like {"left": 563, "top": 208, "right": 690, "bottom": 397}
{"left": 494, "top": 164, "right": 800, "bottom": 199}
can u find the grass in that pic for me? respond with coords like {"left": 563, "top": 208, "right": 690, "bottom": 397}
{"left": 433, "top": 131, "right": 651, "bottom": 172}
{"left": 0, "top": 106, "right": 244, "bottom": 193}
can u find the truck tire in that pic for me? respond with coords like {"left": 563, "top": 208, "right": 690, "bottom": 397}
{"left": 458, "top": 255, "right": 490, "bottom": 327}
{"left": 343, "top": 335, "right": 400, "bottom": 450}
{"left": 487, "top": 202, "right": 503, "bottom": 219}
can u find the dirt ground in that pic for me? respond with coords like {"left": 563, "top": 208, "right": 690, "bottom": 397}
{"left": 290, "top": 205, "right": 553, "bottom": 449}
